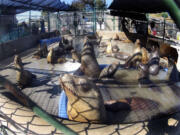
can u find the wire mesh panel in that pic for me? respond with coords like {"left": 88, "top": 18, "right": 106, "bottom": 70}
{"left": 56, "top": 10, "right": 107, "bottom": 36}
{"left": 148, "top": 17, "right": 179, "bottom": 40}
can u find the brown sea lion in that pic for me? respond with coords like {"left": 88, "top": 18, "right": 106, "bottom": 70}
{"left": 57, "top": 57, "right": 66, "bottom": 64}
{"left": 14, "top": 55, "right": 36, "bottom": 89}
{"left": 47, "top": 48, "right": 66, "bottom": 64}
{"left": 113, "top": 33, "right": 119, "bottom": 40}
{"left": 133, "top": 39, "right": 141, "bottom": 54}
{"left": 112, "top": 51, "right": 131, "bottom": 61}
{"left": 148, "top": 45, "right": 160, "bottom": 75}
{"left": 60, "top": 74, "right": 161, "bottom": 123}
{"left": 80, "top": 42, "right": 101, "bottom": 79}
{"left": 14, "top": 55, "right": 23, "bottom": 68}
{"left": 33, "top": 45, "right": 48, "bottom": 59}
{"left": 106, "top": 39, "right": 113, "bottom": 54}
{"left": 47, "top": 48, "right": 55, "bottom": 64}
{"left": 125, "top": 47, "right": 148, "bottom": 68}
{"left": 71, "top": 49, "right": 81, "bottom": 62}
{"left": 59, "top": 74, "right": 107, "bottom": 123}
{"left": 99, "top": 62, "right": 120, "bottom": 79}
{"left": 55, "top": 40, "right": 65, "bottom": 56}
{"left": 138, "top": 45, "right": 160, "bottom": 81}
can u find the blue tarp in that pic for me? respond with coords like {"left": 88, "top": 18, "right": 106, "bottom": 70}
{"left": 58, "top": 90, "right": 68, "bottom": 119}
{"left": 39, "top": 37, "right": 61, "bottom": 46}
{"left": 0, "top": 0, "right": 70, "bottom": 14}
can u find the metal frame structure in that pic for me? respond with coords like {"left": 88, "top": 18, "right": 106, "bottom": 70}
{"left": 0, "top": 0, "right": 70, "bottom": 14}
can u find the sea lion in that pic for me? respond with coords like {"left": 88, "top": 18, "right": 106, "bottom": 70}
{"left": 148, "top": 45, "right": 160, "bottom": 75}
{"left": 14, "top": 55, "right": 23, "bottom": 68}
{"left": 47, "top": 48, "right": 55, "bottom": 64}
{"left": 141, "top": 47, "right": 149, "bottom": 65}
{"left": 57, "top": 57, "right": 66, "bottom": 64}
{"left": 14, "top": 55, "right": 36, "bottom": 89}
{"left": 99, "top": 62, "right": 120, "bottom": 79}
{"left": 62, "top": 37, "right": 69, "bottom": 45}
{"left": 55, "top": 40, "right": 65, "bottom": 56}
{"left": 65, "top": 44, "right": 74, "bottom": 53}
{"left": 113, "top": 33, "right": 119, "bottom": 40}
{"left": 59, "top": 74, "right": 106, "bottom": 123}
{"left": 47, "top": 48, "right": 66, "bottom": 64}
{"left": 60, "top": 74, "right": 156, "bottom": 123}
{"left": 111, "top": 52, "right": 130, "bottom": 61}
{"left": 112, "top": 45, "right": 120, "bottom": 53}
{"left": 33, "top": 45, "right": 48, "bottom": 59}
{"left": 80, "top": 42, "right": 101, "bottom": 79}
{"left": 71, "top": 49, "right": 81, "bottom": 62}
{"left": 123, "top": 39, "right": 143, "bottom": 68}
{"left": 160, "top": 57, "right": 169, "bottom": 69}
{"left": 138, "top": 45, "right": 160, "bottom": 81}
{"left": 125, "top": 47, "right": 148, "bottom": 68}
{"left": 106, "top": 39, "right": 113, "bottom": 54}
{"left": 133, "top": 39, "right": 141, "bottom": 54}
{"left": 138, "top": 63, "right": 149, "bottom": 81}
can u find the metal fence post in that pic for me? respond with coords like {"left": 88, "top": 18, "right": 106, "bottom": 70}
{"left": 113, "top": 16, "right": 115, "bottom": 31}
{"left": 93, "top": 0, "right": 96, "bottom": 33}
{"left": 29, "top": 10, "right": 31, "bottom": 34}
{"left": 48, "top": 12, "right": 50, "bottom": 32}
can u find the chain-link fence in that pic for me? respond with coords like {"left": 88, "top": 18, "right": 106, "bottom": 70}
{"left": 56, "top": 10, "right": 123, "bottom": 36}
{"left": 0, "top": 14, "right": 42, "bottom": 44}
{"left": 148, "top": 17, "right": 179, "bottom": 39}
{"left": 1, "top": 11, "right": 179, "bottom": 44}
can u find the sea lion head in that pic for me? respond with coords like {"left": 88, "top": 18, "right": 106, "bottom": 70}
{"left": 135, "top": 39, "right": 141, "bottom": 45}
{"left": 14, "top": 55, "right": 23, "bottom": 69}
{"left": 71, "top": 49, "right": 76, "bottom": 53}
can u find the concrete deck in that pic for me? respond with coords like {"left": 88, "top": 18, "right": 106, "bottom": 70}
{"left": 0, "top": 38, "right": 180, "bottom": 134}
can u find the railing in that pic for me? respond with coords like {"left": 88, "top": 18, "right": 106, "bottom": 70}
{"left": 148, "top": 17, "right": 179, "bottom": 40}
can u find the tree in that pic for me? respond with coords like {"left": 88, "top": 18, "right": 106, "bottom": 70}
{"left": 161, "top": 12, "right": 169, "bottom": 18}
{"left": 96, "top": 0, "right": 106, "bottom": 9}
{"left": 71, "top": 0, "right": 85, "bottom": 11}
{"left": 71, "top": 0, "right": 106, "bottom": 11}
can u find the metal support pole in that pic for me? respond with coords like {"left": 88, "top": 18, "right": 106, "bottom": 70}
{"left": 163, "top": 0, "right": 180, "bottom": 29}
{"left": 56, "top": 13, "right": 59, "bottom": 31}
{"left": 113, "top": 16, "right": 115, "bottom": 31}
{"left": 29, "top": 10, "right": 31, "bottom": 33}
{"left": 48, "top": 12, "right": 50, "bottom": 32}
{"left": 163, "top": 18, "right": 166, "bottom": 42}
{"left": 93, "top": 0, "right": 96, "bottom": 33}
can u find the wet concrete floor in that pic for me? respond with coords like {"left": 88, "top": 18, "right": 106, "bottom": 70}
{"left": 0, "top": 37, "right": 180, "bottom": 134}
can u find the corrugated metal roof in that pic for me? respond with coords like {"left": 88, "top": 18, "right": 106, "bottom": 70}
{"left": 0, "top": 0, "right": 70, "bottom": 14}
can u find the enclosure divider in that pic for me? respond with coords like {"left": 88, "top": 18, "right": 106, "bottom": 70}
{"left": 93, "top": 0, "right": 97, "bottom": 33}
{"left": 33, "top": 106, "right": 77, "bottom": 135}
{"left": 163, "top": 0, "right": 180, "bottom": 29}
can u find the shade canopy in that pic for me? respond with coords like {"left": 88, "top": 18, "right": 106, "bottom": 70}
{"left": 109, "top": 0, "right": 180, "bottom": 13}
{"left": 0, "top": 0, "right": 70, "bottom": 14}
{"left": 109, "top": 0, "right": 180, "bottom": 28}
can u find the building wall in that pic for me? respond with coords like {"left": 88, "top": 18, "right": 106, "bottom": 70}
{"left": 0, "top": 32, "right": 57, "bottom": 61}
{"left": 0, "top": 15, "right": 16, "bottom": 36}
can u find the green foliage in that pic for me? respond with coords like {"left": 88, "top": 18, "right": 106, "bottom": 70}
{"left": 96, "top": 0, "right": 106, "bottom": 9}
{"left": 161, "top": 12, "right": 169, "bottom": 18}
{"left": 41, "top": 11, "right": 48, "bottom": 21}
{"left": 71, "top": 0, "right": 106, "bottom": 10}
{"left": 71, "top": 0, "right": 85, "bottom": 10}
